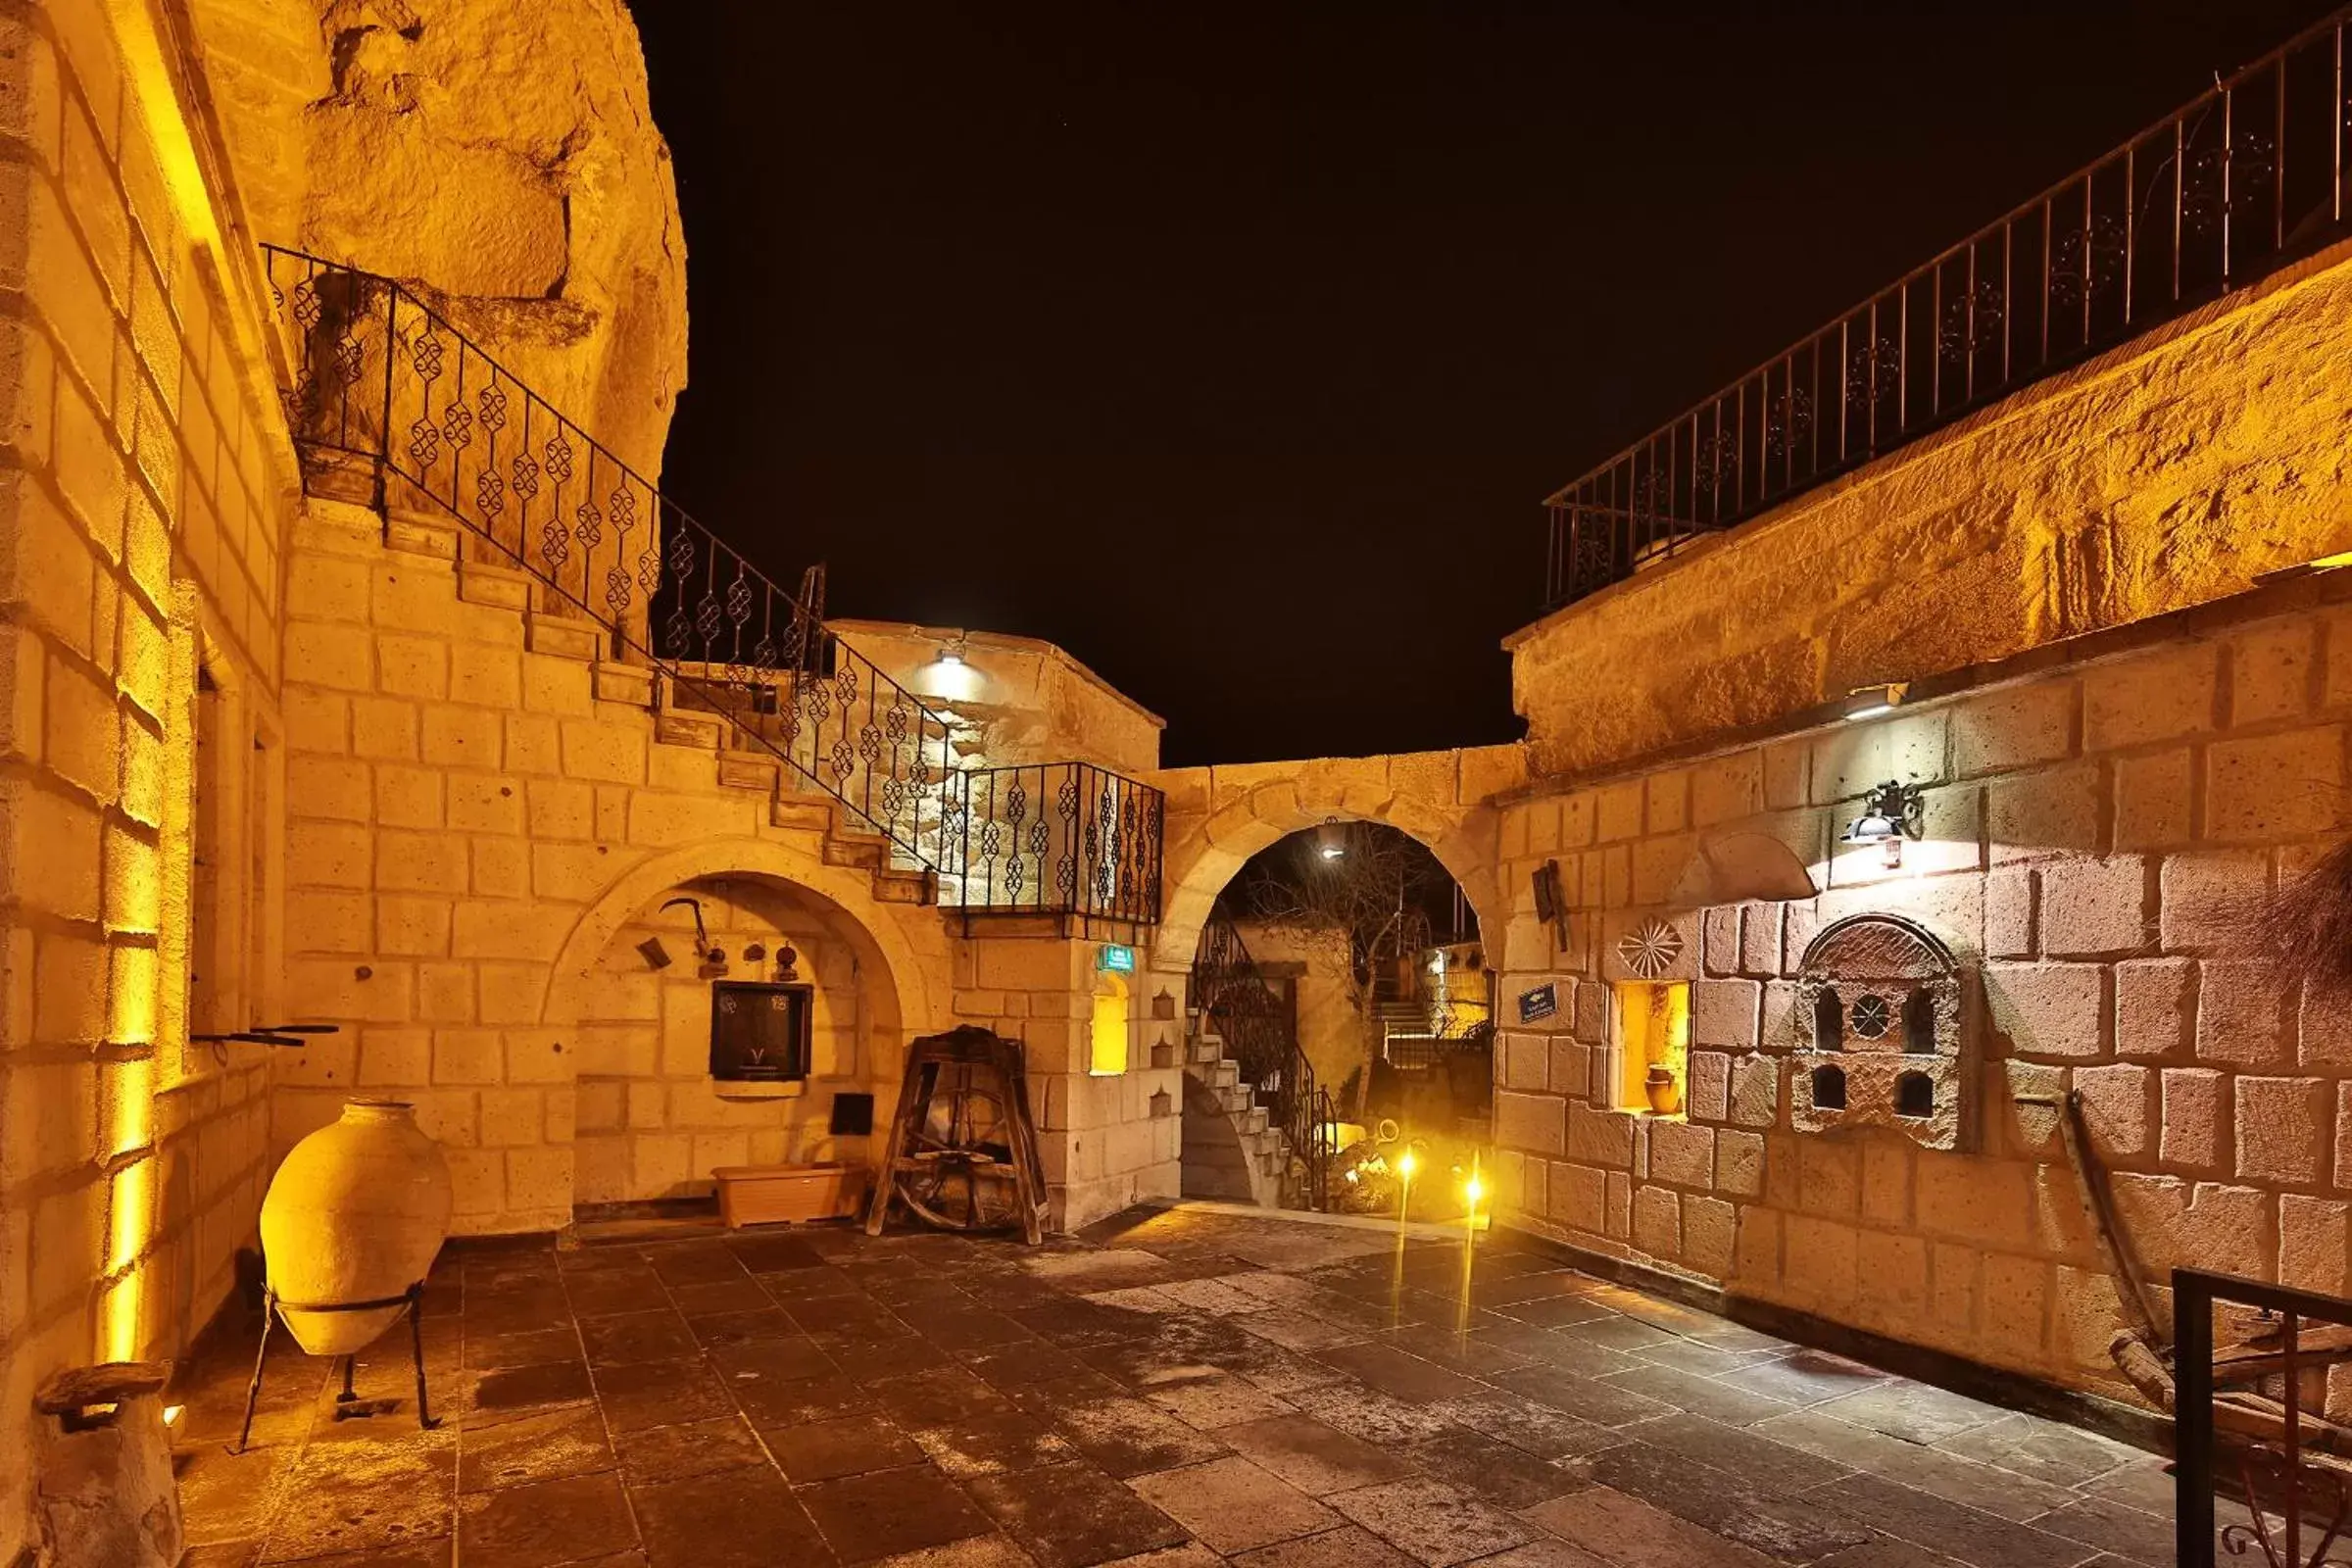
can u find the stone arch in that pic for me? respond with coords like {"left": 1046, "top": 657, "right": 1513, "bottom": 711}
{"left": 541, "top": 837, "right": 950, "bottom": 1038}
{"left": 533, "top": 837, "right": 956, "bottom": 1206}
{"left": 1153, "top": 771, "right": 1503, "bottom": 978}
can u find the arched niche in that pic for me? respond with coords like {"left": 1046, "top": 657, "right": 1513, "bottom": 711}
{"left": 1788, "top": 912, "right": 1974, "bottom": 1152}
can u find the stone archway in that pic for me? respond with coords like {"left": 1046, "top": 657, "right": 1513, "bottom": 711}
{"left": 534, "top": 836, "right": 956, "bottom": 1210}
{"left": 1152, "top": 753, "right": 1511, "bottom": 975}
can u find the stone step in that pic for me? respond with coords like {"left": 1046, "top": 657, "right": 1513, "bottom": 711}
{"left": 822, "top": 835, "right": 885, "bottom": 870}
{"left": 716, "top": 755, "right": 780, "bottom": 793}
{"left": 593, "top": 662, "right": 654, "bottom": 707}
{"left": 458, "top": 560, "right": 532, "bottom": 612}
{"left": 526, "top": 611, "right": 601, "bottom": 661}
{"left": 653, "top": 710, "right": 726, "bottom": 751}
{"left": 1206, "top": 1059, "right": 1239, "bottom": 1090}
{"left": 772, "top": 796, "right": 836, "bottom": 833}
{"left": 870, "top": 867, "right": 933, "bottom": 905}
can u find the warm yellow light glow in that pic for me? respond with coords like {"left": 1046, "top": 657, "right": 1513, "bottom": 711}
{"left": 1397, "top": 1151, "right": 1418, "bottom": 1179}
{"left": 1614, "top": 979, "right": 1690, "bottom": 1113}
{"left": 1089, "top": 978, "right": 1129, "bottom": 1075}
{"left": 163, "top": 1404, "right": 183, "bottom": 1427}
{"left": 108, "top": 1156, "right": 154, "bottom": 1277}
{"left": 99, "top": 1274, "right": 141, "bottom": 1364}
{"left": 100, "top": 0, "right": 224, "bottom": 257}
{"left": 1464, "top": 1174, "right": 1486, "bottom": 1207}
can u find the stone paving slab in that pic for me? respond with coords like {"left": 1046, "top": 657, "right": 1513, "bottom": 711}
{"left": 169, "top": 1204, "right": 2189, "bottom": 1567}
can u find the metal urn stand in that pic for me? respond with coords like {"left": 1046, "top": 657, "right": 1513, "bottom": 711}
{"left": 231, "top": 1282, "right": 437, "bottom": 1453}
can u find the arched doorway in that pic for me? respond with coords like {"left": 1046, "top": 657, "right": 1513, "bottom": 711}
{"left": 1155, "top": 793, "right": 1503, "bottom": 1213}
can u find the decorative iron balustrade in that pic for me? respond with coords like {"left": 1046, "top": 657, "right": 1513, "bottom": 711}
{"left": 258, "top": 246, "right": 957, "bottom": 871}
{"left": 2176, "top": 1267, "right": 2352, "bottom": 1566}
{"left": 1194, "top": 911, "right": 1332, "bottom": 1210}
{"left": 947, "top": 763, "right": 1164, "bottom": 929}
{"left": 1544, "top": 8, "right": 2352, "bottom": 611}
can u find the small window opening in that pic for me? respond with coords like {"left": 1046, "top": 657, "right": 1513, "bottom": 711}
{"left": 1896, "top": 1072, "right": 1935, "bottom": 1118}
{"left": 1810, "top": 1063, "right": 1847, "bottom": 1111}
{"left": 1812, "top": 987, "right": 1842, "bottom": 1052}
{"left": 1902, "top": 989, "right": 1936, "bottom": 1054}
{"left": 1090, "top": 973, "right": 1129, "bottom": 1076}
{"left": 1613, "top": 979, "right": 1689, "bottom": 1114}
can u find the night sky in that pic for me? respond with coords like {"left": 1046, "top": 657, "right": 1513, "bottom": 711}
{"left": 631, "top": 2, "right": 2336, "bottom": 768}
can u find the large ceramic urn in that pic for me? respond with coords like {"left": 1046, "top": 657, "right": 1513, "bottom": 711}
{"left": 259, "top": 1100, "right": 453, "bottom": 1354}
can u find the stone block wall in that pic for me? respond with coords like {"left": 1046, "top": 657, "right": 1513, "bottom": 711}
{"left": 273, "top": 499, "right": 971, "bottom": 1234}
{"left": 1491, "top": 581, "right": 2352, "bottom": 1400}
{"left": 0, "top": 0, "right": 296, "bottom": 1557}
{"left": 1508, "top": 236, "right": 2352, "bottom": 780}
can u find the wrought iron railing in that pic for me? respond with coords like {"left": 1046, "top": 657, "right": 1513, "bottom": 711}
{"left": 1194, "top": 912, "right": 1332, "bottom": 1210}
{"left": 2175, "top": 1267, "right": 2352, "bottom": 1566}
{"left": 1544, "top": 8, "right": 2352, "bottom": 611}
{"left": 258, "top": 246, "right": 957, "bottom": 870}
{"left": 946, "top": 762, "right": 1164, "bottom": 929}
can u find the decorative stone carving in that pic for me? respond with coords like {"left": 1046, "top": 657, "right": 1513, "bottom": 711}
{"left": 1788, "top": 913, "right": 1974, "bottom": 1151}
{"left": 1616, "top": 918, "right": 1685, "bottom": 979}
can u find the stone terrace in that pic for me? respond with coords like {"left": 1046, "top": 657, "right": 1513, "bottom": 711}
{"left": 170, "top": 1207, "right": 2186, "bottom": 1567}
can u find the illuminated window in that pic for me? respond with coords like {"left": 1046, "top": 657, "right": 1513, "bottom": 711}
{"left": 1090, "top": 973, "right": 1129, "bottom": 1076}
{"left": 1613, "top": 979, "right": 1689, "bottom": 1115}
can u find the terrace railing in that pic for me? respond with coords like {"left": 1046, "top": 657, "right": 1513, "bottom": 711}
{"left": 1544, "top": 8, "right": 2352, "bottom": 611}
{"left": 258, "top": 246, "right": 958, "bottom": 871}
{"left": 947, "top": 762, "right": 1165, "bottom": 931}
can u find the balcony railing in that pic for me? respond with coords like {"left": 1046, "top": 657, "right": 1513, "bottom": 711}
{"left": 946, "top": 763, "right": 1165, "bottom": 930}
{"left": 1544, "top": 8, "right": 2352, "bottom": 612}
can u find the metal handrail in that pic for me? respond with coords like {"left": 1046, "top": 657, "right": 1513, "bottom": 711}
{"left": 947, "top": 761, "right": 1164, "bottom": 928}
{"left": 1544, "top": 8, "right": 2352, "bottom": 612}
{"left": 2173, "top": 1266, "right": 2352, "bottom": 1566}
{"left": 1194, "top": 912, "right": 1331, "bottom": 1209}
{"left": 258, "top": 245, "right": 957, "bottom": 870}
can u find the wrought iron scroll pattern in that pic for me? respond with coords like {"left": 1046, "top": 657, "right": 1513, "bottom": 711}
{"left": 947, "top": 762, "right": 1164, "bottom": 930}
{"left": 1194, "top": 912, "right": 1333, "bottom": 1211}
{"left": 2177, "top": 1267, "right": 2352, "bottom": 1567}
{"left": 259, "top": 246, "right": 957, "bottom": 871}
{"left": 1545, "top": 12, "right": 2352, "bottom": 610}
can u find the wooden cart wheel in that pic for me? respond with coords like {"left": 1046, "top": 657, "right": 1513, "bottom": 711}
{"left": 897, "top": 1151, "right": 1022, "bottom": 1231}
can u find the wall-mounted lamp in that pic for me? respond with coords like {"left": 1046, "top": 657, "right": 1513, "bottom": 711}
{"left": 1315, "top": 817, "right": 1348, "bottom": 860}
{"left": 1843, "top": 682, "right": 1910, "bottom": 722}
{"left": 1842, "top": 779, "right": 1926, "bottom": 868}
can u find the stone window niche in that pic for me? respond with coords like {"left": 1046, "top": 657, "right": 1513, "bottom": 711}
{"left": 1613, "top": 979, "right": 1690, "bottom": 1116}
{"left": 1790, "top": 913, "right": 1975, "bottom": 1151}
{"left": 1090, "top": 971, "right": 1130, "bottom": 1076}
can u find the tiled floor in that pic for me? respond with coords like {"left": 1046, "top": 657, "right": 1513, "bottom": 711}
{"left": 171, "top": 1204, "right": 2184, "bottom": 1567}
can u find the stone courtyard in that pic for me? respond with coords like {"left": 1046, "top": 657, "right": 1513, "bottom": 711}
{"left": 170, "top": 1205, "right": 2180, "bottom": 1568}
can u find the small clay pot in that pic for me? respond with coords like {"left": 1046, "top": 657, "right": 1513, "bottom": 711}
{"left": 1643, "top": 1064, "right": 1680, "bottom": 1115}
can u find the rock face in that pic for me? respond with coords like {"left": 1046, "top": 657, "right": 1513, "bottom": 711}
{"left": 191, "top": 0, "right": 687, "bottom": 473}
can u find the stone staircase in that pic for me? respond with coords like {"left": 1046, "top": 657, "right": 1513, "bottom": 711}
{"left": 383, "top": 503, "right": 935, "bottom": 909}
{"left": 1178, "top": 1009, "right": 1289, "bottom": 1207}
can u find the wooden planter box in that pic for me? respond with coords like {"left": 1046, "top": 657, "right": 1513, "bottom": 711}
{"left": 711, "top": 1163, "right": 867, "bottom": 1229}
